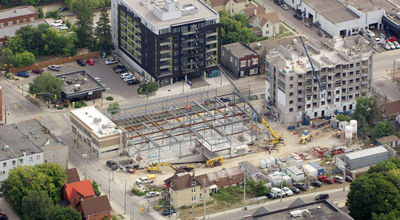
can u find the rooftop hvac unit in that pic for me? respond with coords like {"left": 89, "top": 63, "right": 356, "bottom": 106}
{"left": 74, "top": 84, "right": 81, "bottom": 92}
{"left": 102, "top": 123, "right": 109, "bottom": 129}
{"left": 94, "top": 117, "right": 102, "bottom": 123}
{"left": 3, "top": 145, "right": 10, "bottom": 151}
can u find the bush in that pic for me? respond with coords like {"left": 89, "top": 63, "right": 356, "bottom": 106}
{"left": 75, "top": 103, "right": 82, "bottom": 108}
{"left": 7, "top": 73, "right": 13, "bottom": 79}
{"left": 131, "top": 188, "right": 146, "bottom": 197}
{"left": 106, "top": 96, "right": 114, "bottom": 101}
{"left": 37, "top": 7, "right": 44, "bottom": 19}
{"left": 63, "top": 103, "right": 69, "bottom": 107}
{"left": 57, "top": 105, "right": 64, "bottom": 110}
{"left": 15, "top": 78, "right": 19, "bottom": 81}
{"left": 82, "top": 102, "right": 88, "bottom": 106}
{"left": 45, "top": 10, "right": 61, "bottom": 19}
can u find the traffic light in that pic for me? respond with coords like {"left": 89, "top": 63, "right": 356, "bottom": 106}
{"left": 33, "top": 94, "right": 36, "bottom": 98}
{"left": 140, "top": 207, "right": 145, "bottom": 212}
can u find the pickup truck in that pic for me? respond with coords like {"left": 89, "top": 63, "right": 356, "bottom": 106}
{"left": 318, "top": 175, "right": 334, "bottom": 184}
{"left": 136, "top": 177, "right": 154, "bottom": 185}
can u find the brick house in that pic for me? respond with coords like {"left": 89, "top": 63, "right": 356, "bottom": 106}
{"left": 66, "top": 168, "right": 81, "bottom": 184}
{"left": 195, "top": 166, "right": 244, "bottom": 194}
{"left": 221, "top": 42, "right": 260, "bottom": 78}
{"left": 77, "top": 195, "right": 112, "bottom": 220}
{"left": 383, "top": 100, "right": 400, "bottom": 119}
{"left": 164, "top": 168, "right": 209, "bottom": 208}
{"left": 62, "top": 179, "right": 95, "bottom": 208}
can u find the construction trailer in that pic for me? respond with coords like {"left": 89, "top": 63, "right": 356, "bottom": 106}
{"left": 106, "top": 88, "right": 263, "bottom": 165}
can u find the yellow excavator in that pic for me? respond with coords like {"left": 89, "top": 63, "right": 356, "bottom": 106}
{"left": 146, "top": 162, "right": 195, "bottom": 172}
{"left": 300, "top": 130, "right": 313, "bottom": 144}
{"left": 211, "top": 57, "right": 284, "bottom": 147}
{"left": 206, "top": 157, "right": 223, "bottom": 167}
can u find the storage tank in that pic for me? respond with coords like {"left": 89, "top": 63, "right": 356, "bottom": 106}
{"left": 350, "top": 120, "right": 357, "bottom": 134}
{"left": 345, "top": 126, "right": 352, "bottom": 139}
{"left": 260, "top": 160, "right": 267, "bottom": 169}
{"left": 309, "top": 162, "right": 324, "bottom": 176}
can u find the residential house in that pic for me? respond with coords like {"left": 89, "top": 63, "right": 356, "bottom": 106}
{"left": 204, "top": 0, "right": 247, "bottom": 17}
{"left": 375, "top": 135, "right": 400, "bottom": 148}
{"left": 242, "top": 6, "right": 266, "bottom": 37}
{"left": 66, "top": 168, "right": 81, "bottom": 184}
{"left": 77, "top": 195, "right": 112, "bottom": 220}
{"left": 62, "top": 179, "right": 95, "bottom": 208}
{"left": 250, "top": 11, "right": 280, "bottom": 38}
{"left": 164, "top": 168, "right": 208, "bottom": 208}
{"left": 239, "top": 161, "right": 262, "bottom": 182}
{"left": 221, "top": 42, "right": 260, "bottom": 78}
{"left": 195, "top": 166, "right": 244, "bottom": 193}
{"left": 383, "top": 100, "right": 400, "bottom": 119}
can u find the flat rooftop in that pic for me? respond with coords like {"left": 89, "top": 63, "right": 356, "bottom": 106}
{"left": 71, "top": 106, "right": 122, "bottom": 138}
{"left": 0, "top": 6, "right": 37, "bottom": 20}
{"left": 223, "top": 42, "right": 259, "bottom": 58}
{"left": 345, "top": 146, "right": 388, "bottom": 160}
{"left": 304, "top": 0, "right": 360, "bottom": 24}
{"left": 122, "top": 0, "right": 218, "bottom": 27}
{"left": 340, "top": 0, "right": 400, "bottom": 24}
{"left": 56, "top": 70, "right": 104, "bottom": 96}
{"left": 0, "top": 20, "right": 48, "bottom": 39}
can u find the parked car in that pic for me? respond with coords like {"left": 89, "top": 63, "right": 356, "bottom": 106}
{"left": 59, "top": 7, "right": 69, "bottom": 11}
{"left": 384, "top": 43, "right": 391, "bottom": 50}
{"left": 105, "top": 58, "right": 118, "bottom": 65}
{"left": 311, "top": 181, "right": 322, "bottom": 187}
{"left": 318, "top": 29, "right": 325, "bottom": 37}
{"left": 77, "top": 59, "right": 86, "bottom": 66}
{"left": 388, "top": 41, "right": 396, "bottom": 49}
{"left": 0, "top": 213, "right": 8, "bottom": 220}
{"left": 366, "top": 30, "right": 375, "bottom": 38}
{"left": 123, "top": 74, "right": 134, "bottom": 82}
{"left": 146, "top": 191, "right": 160, "bottom": 198}
{"left": 271, "top": 187, "right": 286, "bottom": 197}
{"left": 51, "top": 20, "right": 63, "bottom": 27}
{"left": 374, "top": 38, "right": 382, "bottom": 45}
{"left": 266, "top": 192, "right": 277, "bottom": 199}
{"left": 345, "top": 176, "right": 353, "bottom": 182}
{"left": 120, "top": 72, "right": 131, "bottom": 79}
{"left": 48, "top": 65, "right": 61, "bottom": 71}
{"left": 162, "top": 209, "right": 176, "bottom": 216}
{"left": 289, "top": 187, "right": 300, "bottom": 194}
{"left": 394, "top": 41, "right": 400, "bottom": 49}
{"left": 127, "top": 79, "right": 140, "bottom": 85}
{"left": 281, "top": 4, "right": 290, "bottom": 10}
{"left": 282, "top": 187, "right": 293, "bottom": 196}
{"left": 31, "top": 68, "right": 44, "bottom": 74}
{"left": 106, "top": 160, "right": 118, "bottom": 170}
{"left": 316, "top": 193, "right": 329, "bottom": 200}
{"left": 386, "top": 36, "right": 397, "bottom": 42}
{"left": 86, "top": 59, "right": 94, "bottom": 65}
{"left": 333, "top": 176, "right": 344, "bottom": 183}
{"left": 359, "top": 30, "right": 365, "bottom": 36}
{"left": 304, "top": 21, "right": 313, "bottom": 28}
{"left": 115, "top": 68, "right": 127, "bottom": 74}
{"left": 17, "top": 71, "right": 30, "bottom": 78}
{"left": 319, "top": 175, "right": 334, "bottom": 184}
{"left": 274, "top": 0, "right": 283, "bottom": 5}
{"left": 293, "top": 182, "right": 308, "bottom": 191}
{"left": 113, "top": 64, "right": 125, "bottom": 70}
{"left": 293, "top": 14, "right": 302, "bottom": 20}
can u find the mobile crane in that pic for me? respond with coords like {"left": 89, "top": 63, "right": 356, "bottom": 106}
{"left": 210, "top": 57, "right": 284, "bottom": 147}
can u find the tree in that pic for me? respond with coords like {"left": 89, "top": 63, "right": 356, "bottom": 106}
{"left": 336, "top": 114, "right": 351, "bottom": 122}
{"left": 52, "top": 205, "right": 82, "bottom": 220}
{"left": 13, "top": 51, "right": 36, "bottom": 67}
{"left": 346, "top": 159, "right": 400, "bottom": 220}
{"left": 372, "top": 210, "right": 400, "bottom": 220}
{"left": 29, "top": 72, "right": 62, "bottom": 99}
{"left": 373, "top": 121, "right": 397, "bottom": 138}
{"left": 351, "top": 96, "right": 382, "bottom": 134}
{"left": 0, "top": 48, "right": 14, "bottom": 65}
{"left": 147, "top": 82, "right": 160, "bottom": 93}
{"left": 0, "top": 163, "right": 66, "bottom": 214}
{"left": 107, "top": 103, "right": 120, "bottom": 114}
{"left": 37, "top": 7, "right": 44, "bottom": 19}
{"left": 74, "top": 0, "right": 95, "bottom": 48}
{"left": 96, "top": 5, "right": 114, "bottom": 54}
{"left": 7, "top": 36, "right": 26, "bottom": 54}
{"left": 22, "top": 190, "right": 54, "bottom": 220}
{"left": 92, "top": 180, "right": 101, "bottom": 196}
{"left": 260, "top": 47, "right": 267, "bottom": 75}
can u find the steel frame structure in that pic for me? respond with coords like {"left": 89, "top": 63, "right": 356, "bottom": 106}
{"left": 106, "top": 88, "right": 261, "bottom": 163}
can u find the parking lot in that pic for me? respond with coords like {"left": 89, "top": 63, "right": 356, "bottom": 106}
{"left": 13, "top": 57, "right": 140, "bottom": 100}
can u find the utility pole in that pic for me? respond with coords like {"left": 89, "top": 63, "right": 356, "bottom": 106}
{"left": 393, "top": 59, "right": 396, "bottom": 82}
{"left": 243, "top": 178, "right": 247, "bottom": 210}
{"left": 203, "top": 178, "right": 207, "bottom": 220}
{"left": 280, "top": 164, "right": 283, "bottom": 202}
{"left": 124, "top": 180, "right": 127, "bottom": 214}
{"left": 343, "top": 150, "right": 346, "bottom": 191}
{"left": 108, "top": 169, "right": 111, "bottom": 201}
{"left": 83, "top": 153, "right": 87, "bottom": 179}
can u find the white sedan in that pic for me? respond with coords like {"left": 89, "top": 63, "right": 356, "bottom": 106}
{"left": 105, "top": 58, "right": 118, "bottom": 65}
{"left": 145, "top": 191, "right": 160, "bottom": 198}
{"left": 51, "top": 20, "right": 63, "bottom": 27}
{"left": 120, "top": 73, "right": 131, "bottom": 79}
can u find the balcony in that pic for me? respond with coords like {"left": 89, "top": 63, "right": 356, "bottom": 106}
{"left": 160, "top": 41, "right": 172, "bottom": 46}
{"left": 206, "top": 32, "right": 217, "bottom": 37}
{"left": 206, "top": 40, "right": 218, "bottom": 44}
{"left": 181, "top": 30, "right": 197, "bottom": 35}
{"left": 160, "top": 63, "right": 172, "bottom": 69}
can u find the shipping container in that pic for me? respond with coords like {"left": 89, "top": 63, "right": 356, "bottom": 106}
{"left": 309, "top": 163, "right": 324, "bottom": 176}
{"left": 287, "top": 166, "right": 305, "bottom": 182}
{"left": 302, "top": 164, "right": 318, "bottom": 179}
{"left": 345, "top": 146, "right": 388, "bottom": 170}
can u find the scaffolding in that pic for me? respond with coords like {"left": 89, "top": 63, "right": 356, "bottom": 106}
{"left": 106, "top": 88, "right": 262, "bottom": 165}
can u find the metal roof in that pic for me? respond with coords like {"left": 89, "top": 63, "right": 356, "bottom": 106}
{"left": 345, "top": 146, "right": 388, "bottom": 160}
{"left": 0, "top": 20, "right": 48, "bottom": 38}
{"left": 303, "top": 0, "right": 360, "bottom": 24}
{"left": 0, "top": 6, "right": 37, "bottom": 20}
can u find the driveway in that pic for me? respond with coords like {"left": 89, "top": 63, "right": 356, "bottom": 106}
{"left": 0, "top": 197, "right": 20, "bottom": 220}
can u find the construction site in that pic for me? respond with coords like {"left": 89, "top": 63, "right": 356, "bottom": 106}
{"left": 107, "top": 87, "right": 266, "bottom": 166}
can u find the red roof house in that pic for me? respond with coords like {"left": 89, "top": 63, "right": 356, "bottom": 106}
{"left": 77, "top": 195, "right": 112, "bottom": 220}
{"left": 383, "top": 100, "right": 400, "bottom": 118}
{"left": 62, "top": 179, "right": 95, "bottom": 208}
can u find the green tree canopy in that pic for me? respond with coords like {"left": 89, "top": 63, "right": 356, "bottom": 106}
{"left": 219, "top": 10, "right": 257, "bottom": 44}
{"left": 8, "top": 36, "right": 26, "bottom": 54}
{"left": 351, "top": 96, "right": 382, "bottom": 134}
{"left": 52, "top": 205, "right": 82, "bottom": 220}
{"left": 29, "top": 72, "right": 63, "bottom": 100}
{"left": 373, "top": 121, "right": 397, "bottom": 138}
{"left": 107, "top": 103, "right": 120, "bottom": 114}
{"left": 22, "top": 190, "right": 54, "bottom": 220}
{"left": 0, "top": 163, "right": 67, "bottom": 215}
{"left": 74, "top": 0, "right": 95, "bottom": 48}
{"left": 0, "top": 48, "right": 14, "bottom": 65}
{"left": 92, "top": 179, "right": 101, "bottom": 196}
{"left": 95, "top": 6, "right": 114, "bottom": 54}
{"left": 13, "top": 51, "right": 36, "bottom": 67}
{"left": 336, "top": 114, "right": 351, "bottom": 122}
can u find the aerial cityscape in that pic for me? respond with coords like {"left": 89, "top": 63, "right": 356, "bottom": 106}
{"left": 1, "top": 0, "right": 400, "bottom": 220}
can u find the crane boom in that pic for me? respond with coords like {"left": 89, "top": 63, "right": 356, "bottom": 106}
{"left": 210, "top": 57, "right": 284, "bottom": 146}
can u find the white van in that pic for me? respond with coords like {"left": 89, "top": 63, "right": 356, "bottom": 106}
{"left": 271, "top": 187, "right": 286, "bottom": 197}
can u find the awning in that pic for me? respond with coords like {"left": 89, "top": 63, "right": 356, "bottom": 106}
{"left": 209, "top": 184, "right": 218, "bottom": 189}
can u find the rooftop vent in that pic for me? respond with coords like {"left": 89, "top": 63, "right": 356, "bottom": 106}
{"left": 35, "top": 136, "right": 39, "bottom": 139}
{"left": 3, "top": 145, "right": 10, "bottom": 151}
{"left": 30, "top": 130, "right": 35, "bottom": 135}
{"left": 94, "top": 117, "right": 102, "bottom": 123}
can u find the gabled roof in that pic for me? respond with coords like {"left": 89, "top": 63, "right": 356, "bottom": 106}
{"left": 164, "top": 168, "right": 201, "bottom": 190}
{"left": 81, "top": 195, "right": 111, "bottom": 216}
{"left": 288, "top": 197, "right": 307, "bottom": 208}
{"left": 64, "top": 179, "right": 95, "bottom": 201}
{"left": 256, "top": 11, "right": 280, "bottom": 26}
{"left": 208, "top": 0, "right": 246, "bottom": 7}
{"left": 242, "top": 6, "right": 266, "bottom": 18}
{"left": 252, "top": 206, "right": 269, "bottom": 216}
{"left": 195, "top": 166, "right": 244, "bottom": 188}
{"left": 66, "top": 168, "right": 80, "bottom": 184}
{"left": 384, "top": 100, "right": 400, "bottom": 116}
{"left": 376, "top": 135, "right": 400, "bottom": 144}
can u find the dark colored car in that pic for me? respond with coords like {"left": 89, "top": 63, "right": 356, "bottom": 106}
{"left": 48, "top": 65, "right": 61, "bottom": 71}
{"left": 77, "top": 59, "right": 86, "bottom": 66}
{"left": 316, "top": 193, "right": 329, "bottom": 200}
{"left": 31, "top": 68, "right": 44, "bottom": 74}
{"left": 162, "top": 209, "right": 176, "bottom": 216}
{"left": 293, "top": 182, "right": 308, "bottom": 191}
{"left": 345, "top": 176, "right": 353, "bottom": 182}
{"left": 127, "top": 79, "right": 140, "bottom": 85}
{"left": 59, "top": 7, "right": 69, "bottom": 11}
{"left": 0, "top": 213, "right": 8, "bottom": 220}
{"left": 311, "top": 181, "right": 322, "bottom": 187}
{"left": 318, "top": 30, "right": 325, "bottom": 37}
{"left": 115, "top": 68, "right": 128, "bottom": 74}
{"left": 293, "top": 14, "right": 302, "bottom": 20}
{"left": 113, "top": 64, "right": 125, "bottom": 70}
{"left": 86, "top": 59, "right": 94, "bottom": 65}
{"left": 289, "top": 187, "right": 300, "bottom": 194}
{"left": 17, "top": 71, "right": 30, "bottom": 77}
{"left": 266, "top": 192, "right": 277, "bottom": 199}
{"left": 274, "top": 0, "right": 283, "bottom": 5}
{"left": 106, "top": 160, "right": 118, "bottom": 170}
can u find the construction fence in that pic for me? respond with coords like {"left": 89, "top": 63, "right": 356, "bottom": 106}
{"left": 9, "top": 51, "right": 99, "bottom": 73}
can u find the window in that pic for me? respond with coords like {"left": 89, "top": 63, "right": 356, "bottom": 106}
{"left": 30, "top": 17, "right": 34, "bottom": 22}
{"left": 55, "top": 158, "right": 58, "bottom": 162}
{"left": 0, "top": 23, "right": 3, "bottom": 27}
{"left": 20, "top": 159, "right": 23, "bottom": 164}
{"left": 191, "top": 181, "right": 196, "bottom": 186}
{"left": 37, "top": 155, "right": 40, "bottom": 160}
{"left": 55, "top": 150, "right": 58, "bottom": 155}
{"left": 12, "top": 160, "right": 16, "bottom": 165}
{"left": 29, "top": 157, "right": 33, "bottom": 162}
{"left": 8, "top": 21, "right": 13, "bottom": 26}
{"left": 289, "top": 100, "right": 293, "bottom": 104}
{"left": 289, "top": 92, "right": 293, "bottom": 97}
{"left": 290, "top": 84, "right": 293, "bottom": 89}
{"left": 240, "top": 60, "right": 246, "bottom": 67}
{"left": 230, "top": 56, "right": 233, "bottom": 62}
{"left": 267, "top": 24, "right": 269, "bottom": 28}
{"left": 192, "top": 196, "right": 196, "bottom": 202}
{"left": 3, "top": 162, "right": 6, "bottom": 167}
{"left": 16, "top": 20, "right": 19, "bottom": 24}
{"left": 192, "top": 188, "right": 196, "bottom": 193}
{"left": 235, "top": 60, "right": 237, "bottom": 66}
{"left": 266, "top": 31, "right": 269, "bottom": 34}
{"left": 289, "top": 108, "right": 293, "bottom": 112}
{"left": 290, "top": 76, "right": 294, "bottom": 81}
